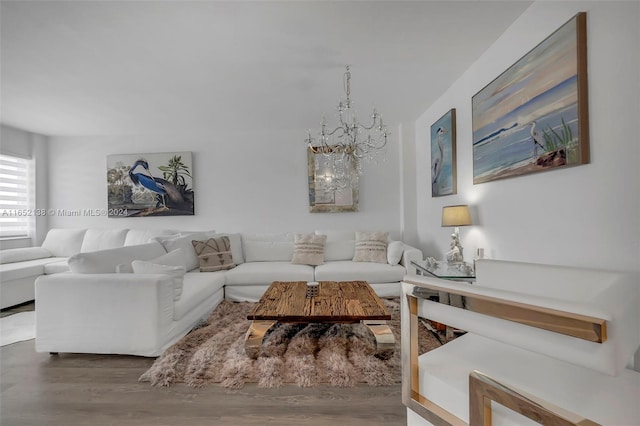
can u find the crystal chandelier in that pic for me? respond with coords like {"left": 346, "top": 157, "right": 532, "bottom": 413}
{"left": 306, "top": 66, "right": 389, "bottom": 190}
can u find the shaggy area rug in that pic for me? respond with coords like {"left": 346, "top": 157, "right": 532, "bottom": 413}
{"left": 140, "top": 298, "right": 440, "bottom": 389}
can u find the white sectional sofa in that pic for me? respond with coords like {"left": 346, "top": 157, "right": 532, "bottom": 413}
{"left": 1, "top": 228, "right": 422, "bottom": 357}
{"left": 0, "top": 228, "right": 176, "bottom": 309}
{"left": 402, "top": 259, "right": 640, "bottom": 425}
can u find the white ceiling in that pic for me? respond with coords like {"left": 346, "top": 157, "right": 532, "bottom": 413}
{"left": 0, "top": 1, "right": 531, "bottom": 137}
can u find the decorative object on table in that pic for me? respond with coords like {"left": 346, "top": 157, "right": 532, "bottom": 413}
{"left": 451, "top": 261, "right": 474, "bottom": 276}
{"left": 472, "top": 12, "right": 589, "bottom": 184}
{"left": 107, "top": 151, "right": 194, "bottom": 217}
{"left": 425, "top": 257, "right": 439, "bottom": 269}
{"left": 430, "top": 109, "right": 457, "bottom": 197}
{"left": 411, "top": 259, "right": 476, "bottom": 283}
{"left": 306, "top": 281, "right": 319, "bottom": 298}
{"left": 139, "top": 298, "right": 441, "bottom": 389}
{"left": 307, "top": 145, "right": 358, "bottom": 212}
{"left": 442, "top": 205, "right": 472, "bottom": 263}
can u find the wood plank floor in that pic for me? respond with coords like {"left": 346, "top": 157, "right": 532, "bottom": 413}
{"left": 1, "top": 304, "right": 406, "bottom": 426}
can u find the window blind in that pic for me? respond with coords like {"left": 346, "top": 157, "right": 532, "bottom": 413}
{"left": 0, "top": 154, "right": 34, "bottom": 239}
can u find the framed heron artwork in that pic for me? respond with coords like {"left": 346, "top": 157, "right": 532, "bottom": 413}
{"left": 472, "top": 12, "right": 589, "bottom": 184}
{"left": 106, "top": 151, "right": 194, "bottom": 217}
{"left": 430, "top": 108, "right": 457, "bottom": 197}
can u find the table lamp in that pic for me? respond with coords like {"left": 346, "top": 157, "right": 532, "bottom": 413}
{"left": 442, "top": 205, "right": 472, "bottom": 263}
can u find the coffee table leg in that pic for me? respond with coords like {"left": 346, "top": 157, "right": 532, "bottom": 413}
{"left": 362, "top": 320, "right": 395, "bottom": 358}
{"left": 245, "top": 320, "right": 276, "bottom": 359}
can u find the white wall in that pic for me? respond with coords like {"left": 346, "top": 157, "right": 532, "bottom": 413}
{"left": 413, "top": 1, "right": 640, "bottom": 273}
{"left": 47, "top": 126, "right": 402, "bottom": 237}
{"left": 0, "top": 124, "right": 49, "bottom": 247}
{"left": 399, "top": 121, "right": 419, "bottom": 248}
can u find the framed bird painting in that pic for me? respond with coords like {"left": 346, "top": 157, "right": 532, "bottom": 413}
{"left": 431, "top": 108, "right": 457, "bottom": 197}
{"left": 472, "top": 12, "right": 589, "bottom": 184}
{"left": 107, "top": 151, "right": 195, "bottom": 217}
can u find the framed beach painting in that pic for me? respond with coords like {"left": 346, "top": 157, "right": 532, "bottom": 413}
{"left": 431, "top": 108, "right": 457, "bottom": 197}
{"left": 107, "top": 151, "right": 195, "bottom": 217}
{"left": 472, "top": 12, "right": 589, "bottom": 184}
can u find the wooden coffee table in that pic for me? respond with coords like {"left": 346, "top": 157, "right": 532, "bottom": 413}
{"left": 245, "top": 281, "right": 395, "bottom": 359}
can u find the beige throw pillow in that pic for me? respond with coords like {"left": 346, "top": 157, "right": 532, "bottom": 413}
{"left": 192, "top": 237, "right": 235, "bottom": 272}
{"left": 352, "top": 231, "right": 389, "bottom": 263}
{"left": 291, "top": 233, "right": 327, "bottom": 266}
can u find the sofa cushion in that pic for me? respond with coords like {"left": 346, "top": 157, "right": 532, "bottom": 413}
{"left": 117, "top": 248, "right": 187, "bottom": 274}
{"left": 242, "top": 233, "right": 294, "bottom": 262}
{"left": 150, "top": 248, "right": 188, "bottom": 268}
{"left": 0, "top": 247, "right": 52, "bottom": 264}
{"left": 352, "top": 231, "right": 388, "bottom": 263}
{"left": 0, "top": 256, "right": 67, "bottom": 280}
{"left": 291, "top": 233, "right": 326, "bottom": 266}
{"left": 132, "top": 260, "right": 186, "bottom": 301}
{"left": 154, "top": 232, "right": 213, "bottom": 272}
{"left": 474, "top": 259, "right": 616, "bottom": 302}
{"left": 314, "top": 260, "right": 405, "bottom": 284}
{"left": 41, "top": 228, "right": 87, "bottom": 257}
{"left": 173, "top": 271, "right": 226, "bottom": 321}
{"left": 0, "top": 259, "right": 47, "bottom": 281}
{"left": 315, "top": 230, "right": 355, "bottom": 261}
{"left": 68, "top": 241, "right": 166, "bottom": 274}
{"left": 80, "top": 229, "right": 129, "bottom": 253}
{"left": 387, "top": 241, "right": 404, "bottom": 265}
{"left": 224, "top": 261, "right": 314, "bottom": 285}
{"left": 470, "top": 259, "right": 639, "bottom": 376}
{"left": 43, "top": 260, "right": 71, "bottom": 275}
{"left": 124, "top": 229, "right": 177, "bottom": 246}
{"left": 192, "top": 237, "right": 235, "bottom": 272}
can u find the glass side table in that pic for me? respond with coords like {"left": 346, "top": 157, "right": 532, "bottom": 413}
{"left": 410, "top": 259, "right": 475, "bottom": 282}
{"left": 410, "top": 258, "right": 475, "bottom": 342}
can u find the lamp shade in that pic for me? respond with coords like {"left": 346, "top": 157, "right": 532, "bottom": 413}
{"left": 442, "top": 205, "right": 472, "bottom": 227}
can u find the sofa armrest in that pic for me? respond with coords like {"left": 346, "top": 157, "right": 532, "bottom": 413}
{"left": 399, "top": 244, "right": 423, "bottom": 273}
{"left": 35, "top": 273, "right": 175, "bottom": 355}
{"left": 0, "top": 247, "right": 52, "bottom": 264}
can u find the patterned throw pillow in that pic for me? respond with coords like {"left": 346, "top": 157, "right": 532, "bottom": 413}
{"left": 191, "top": 237, "right": 235, "bottom": 272}
{"left": 291, "top": 233, "right": 327, "bottom": 266}
{"left": 352, "top": 231, "right": 389, "bottom": 263}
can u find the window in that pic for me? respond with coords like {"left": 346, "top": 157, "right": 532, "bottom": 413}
{"left": 0, "top": 154, "right": 34, "bottom": 239}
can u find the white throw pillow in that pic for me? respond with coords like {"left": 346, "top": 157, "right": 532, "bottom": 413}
{"left": 0, "top": 247, "right": 52, "bottom": 264}
{"left": 67, "top": 241, "right": 166, "bottom": 274}
{"left": 132, "top": 260, "right": 186, "bottom": 301}
{"left": 291, "top": 233, "right": 327, "bottom": 266}
{"left": 387, "top": 241, "right": 404, "bottom": 265}
{"left": 80, "top": 229, "right": 129, "bottom": 253}
{"left": 151, "top": 248, "right": 188, "bottom": 268}
{"left": 41, "top": 228, "right": 87, "bottom": 257}
{"left": 154, "top": 232, "right": 214, "bottom": 271}
{"left": 117, "top": 248, "right": 187, "bottom": 273}
{"left": 352, "top": 231, "right": 389, "bottom": 264}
